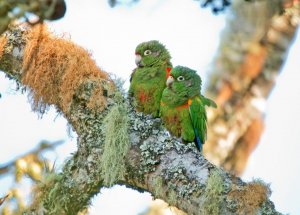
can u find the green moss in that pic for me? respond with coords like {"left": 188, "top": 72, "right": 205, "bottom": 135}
{"left": 46, "top": 178, "right": 66, "bottom": 214}
{"left": 38, "top": 174, "right": 89, "bottom": 215}
{"left": 168, "top": 189, "right": 177, "bottom": 206}
{"left": 202, "top": 169, "right": 225, "bottom": 215}
{"left": 24, "top": 172, "right": 65, "bottom": 214}
{"left": 153, "top": 176, "right": 164, "bottom": 198}
{"left": 25, "top": 161, "right": 90, "bottom": 210}
{"left": 100, "top": 91, "right": 130, "bottom": 186}
{"left": 260, "top": 200, "right": 283, "bottom": 215}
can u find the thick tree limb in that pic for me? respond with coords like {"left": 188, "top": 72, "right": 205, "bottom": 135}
{"left": 204, "top": 0, "right": 300, "bottom": 175}
{"left": 0, "top": 26, "right": 281, "bottom": 215}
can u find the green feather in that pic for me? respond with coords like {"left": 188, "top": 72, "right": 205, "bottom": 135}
{"left": 189, "top": 97, "right": 207, "bottom": 144}
{"left": 129, "top": 40, "right": 172, "bottom": 117}
{"left": 200, "top": 95, "right": 217, "bottom": 108}
{"left": 160, "top": 66, "right": 217, "bottom": 151}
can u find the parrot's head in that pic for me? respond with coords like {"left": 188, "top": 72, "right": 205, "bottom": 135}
{"left": 166, "top": 66, "right": 201, "bottom": 98}
{"left": 135, "top": 40, "right": 171, "bottom": 67}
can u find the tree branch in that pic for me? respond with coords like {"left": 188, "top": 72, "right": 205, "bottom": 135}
{"left": 0, "top": 140, "right": 64, "bottom": 176}
{"left": 0, "top": 25, "right": 281, "bottom": 215}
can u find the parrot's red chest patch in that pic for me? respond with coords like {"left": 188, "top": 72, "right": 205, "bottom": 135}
{"left": 164, "top": 112, "right": 181, "bottom": 137}
{"left": 138, "top": 91, "right": 147, "bottom": 102}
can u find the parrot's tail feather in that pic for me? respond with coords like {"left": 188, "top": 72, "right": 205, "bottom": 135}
{"left": 194, "top": 129, "right": 203, "bottom": 152}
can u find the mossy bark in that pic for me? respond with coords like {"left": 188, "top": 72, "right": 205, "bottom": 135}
{"left": 0, "top": 25, "right": 282, "bottom": 215}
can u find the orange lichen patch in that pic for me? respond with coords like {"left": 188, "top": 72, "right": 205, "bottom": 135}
{"left": 224, "top": 118, "right": 264, "bottom": 175}
{"left": 22, "top": 24, "right": 113, "bottom": 114}
{"left": 215, "top": 82, "right": 232, "bottom": 106}
{"left": 241, "top": 44, "right": 267, "bottom": 79}
{"left": 0, "top": 36, "right": 7, "bottom": 59}
{"left": 228, "top": 181, "right": 271, "bottom": 214}
{"left": 283, "top": 0, "right": 300, "bottom": 8}
{"left": 242, "top": 118, "right": 264, "bottom": 155}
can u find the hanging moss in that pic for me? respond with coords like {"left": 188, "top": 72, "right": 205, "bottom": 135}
{"left": 100, "top": 92, "right": 130, "bottom": 186}
{"left": 21, "top": 24, "right": 113, "bottom": 114}
{"left": 202, "top": 169, "right": 225, "bottom": 215}
{"left": 228, "top": 179, "right": 271, "bottom": 214}
{"left": 25, "top": 172, "right": 63, "bottom": 214}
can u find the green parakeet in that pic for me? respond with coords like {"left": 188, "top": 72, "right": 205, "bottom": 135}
{"left": 160, "top": 66, "right": 217, "bottom": 151}
{"left": 129, "top": 40, "right": 172, "bottom": 117}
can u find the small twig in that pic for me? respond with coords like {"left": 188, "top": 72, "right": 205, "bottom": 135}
{"left": 0, "top": 194, "right": 9, "bottom": 206}
{"left": 44, "top": 0, "right": 58, "bottom": 20}
{"left": 0, "top": 140, "right": 65, "bottom": 176}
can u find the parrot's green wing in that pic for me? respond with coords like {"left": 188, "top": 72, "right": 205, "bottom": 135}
{"left": 189, "top": 97, "right": 207, "bottom": 151}
{"left": 200, "top": 95, "right": 217, "bottom": 108}
{"left": 129, "top": 68, "right": 137, "bottom": 82}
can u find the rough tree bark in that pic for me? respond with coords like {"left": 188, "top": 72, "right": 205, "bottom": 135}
{"left": 204, "top": 0, "right": 300, "bottom": 175}
{"left": 0, "top": 25, "right": 281, "bottom": 215}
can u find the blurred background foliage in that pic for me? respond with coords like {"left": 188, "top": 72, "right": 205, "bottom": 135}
{"left": 0, "top": 140, "right": 64, "bottom": 214}
{"left": 0, "top": 0, "right": 233, "bottom": 35}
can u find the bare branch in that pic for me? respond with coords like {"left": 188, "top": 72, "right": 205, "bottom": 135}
{"left": 0, "top": 194, "right": 9, "bottom": 206}
{"left": 0, "top": 140, "right": 64, "bottom": 176}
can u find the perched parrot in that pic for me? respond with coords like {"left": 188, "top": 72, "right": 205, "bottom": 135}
{"left": 160, "top": 66, "right": 217, "bottom": 152}
{"left": 129, "top": 40, "right": 172, "bottom": 117}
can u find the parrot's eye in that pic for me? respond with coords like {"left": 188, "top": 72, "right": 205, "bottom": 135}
{"left": 177, "top": 76, "right": 185, "bottom": 81}
{"left": 144, "top": 50, "right": 152, "bottom": 56}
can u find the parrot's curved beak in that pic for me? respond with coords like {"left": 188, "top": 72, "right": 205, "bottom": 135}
{"left": 135, "top": 54, "right": 143, "bottom": 67}
{"left": 166, "top": 76, "right": 174, "bottom": 88}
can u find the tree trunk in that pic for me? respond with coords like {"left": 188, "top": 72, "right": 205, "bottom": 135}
{"left": 204, "top": 0, "right": 300, "bottom": 175}
{"left": 0, "top": 24, "right": 281, "bottom": 214}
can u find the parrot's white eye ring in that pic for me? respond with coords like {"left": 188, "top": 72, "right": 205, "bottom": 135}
{"left": 177, "top": 76, "right": 185, "bottom": 81}
{"left": 144, "top": 50, "right": 152, "bottom": 56}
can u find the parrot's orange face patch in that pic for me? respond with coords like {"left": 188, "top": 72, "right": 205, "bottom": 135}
{"left": 175, "top": 103, "right": 189, "bottom": 110}
{"left": 175, "top": 99, "right": 192, "bottom": 110}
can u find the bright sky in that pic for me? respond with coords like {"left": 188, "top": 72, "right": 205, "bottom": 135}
{"left": 0, "top": 0, "right": 300, "bottom": 214}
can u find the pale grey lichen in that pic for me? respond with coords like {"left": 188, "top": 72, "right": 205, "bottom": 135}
{"left": 0, "top": 26, "right": 25, "bottom": 80}
{"left": 163, "top": 163, "right": 204, "bottom": 200}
